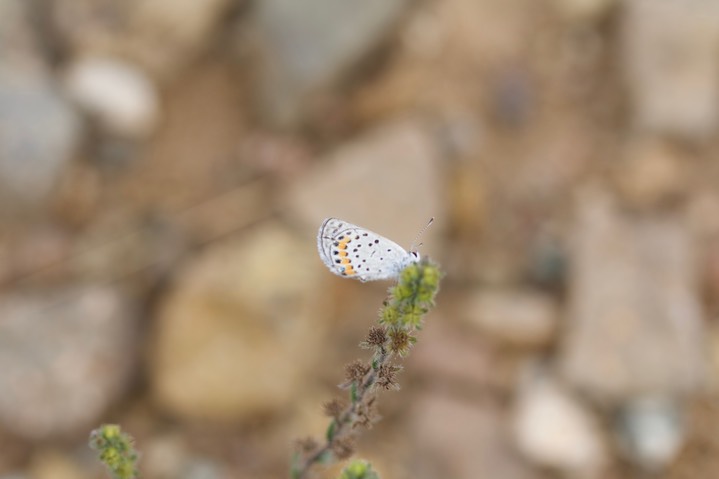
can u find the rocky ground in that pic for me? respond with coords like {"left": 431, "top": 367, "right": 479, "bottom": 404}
{"left": 1, "top": 0, "right": 719, "bottom": 478}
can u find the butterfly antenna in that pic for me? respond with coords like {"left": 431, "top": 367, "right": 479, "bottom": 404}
{"left": 410, "top": 217, "right": 434, "bottom": 252}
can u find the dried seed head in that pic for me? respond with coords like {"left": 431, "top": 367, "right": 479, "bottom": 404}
{"left": 345, "top": 360, "right": 370, "bottom": 383}
{"left": 331, "top": 437, "right": 355, "bottom": 460}
{"left": 295, "top": 436, "right": 319, "bottom": 454}
{"left": 366, "top": 326, "right": 387, "bottom": 347}
{"left": 323, "top": 398, "right": 346, "bottom": 420}
{"left": 388, "top": 328, "right": 413, "bottom": 356}
{"left": 377, "top": 363, "right": 402, "bottom": 390}
{"left": 353, "top": 395, "right": 380, "bottom": 429}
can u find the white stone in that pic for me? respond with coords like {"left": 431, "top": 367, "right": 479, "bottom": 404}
{"left": 65, "top": 57, "right": 160, "bottom": 138}
{"left": 514, "top": 374, "right": 607, "bottom": 475}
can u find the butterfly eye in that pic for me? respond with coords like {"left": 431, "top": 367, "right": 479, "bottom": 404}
{"left": 410, "top": 251, "right": 420, "bottom": 261}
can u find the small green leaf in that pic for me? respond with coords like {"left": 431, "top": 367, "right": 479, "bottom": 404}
{"left": 326, "top": 420, "right": 337, "bottom": 442}
{"left": 351, "top": 382, "right": 358, "bottom": 402}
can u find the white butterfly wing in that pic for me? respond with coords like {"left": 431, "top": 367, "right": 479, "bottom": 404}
{"left": 317, "top": 218, "right": 411, "bottom": 282}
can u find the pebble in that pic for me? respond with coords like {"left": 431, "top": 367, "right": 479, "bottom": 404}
{"left": 64, "top": 56, "right": 160, "bottom": 139}
{"left": 462, "top": 288, "right": 559, "bottom": 348}
{"left": 513, "top": 371, "right": 608, "bottom": 475}
{"left": 614, "top": 396, "right": 686, "bottom": 471}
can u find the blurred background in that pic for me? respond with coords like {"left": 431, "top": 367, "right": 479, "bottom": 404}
{"left": 1, "top": 0, "right": 719, "bottom": 477}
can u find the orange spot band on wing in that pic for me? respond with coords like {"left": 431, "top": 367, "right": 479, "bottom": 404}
{"left": 339, "top": 250, "right": 348, "bottom": 257}
{"left": 341, "top": 258, "right": 350, "bottom": 265}
{"left": 344, "top": 265, "right": 356, "bottom": 275}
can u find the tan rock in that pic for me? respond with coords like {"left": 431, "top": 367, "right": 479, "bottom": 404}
{"left": 560, "top": 188, "right": 707, "bottom": 402}
{"left": 614, "top": 139, "right": 687, "bottom": 210}
{"left": 623, "top": 0, "right": 719, "bottom": 139}
{"left": 151, "top": 222, "right": 329, "bottom": 420}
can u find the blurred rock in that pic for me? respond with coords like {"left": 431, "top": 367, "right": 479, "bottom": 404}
{"left": 142, "top": 433, "right": 188, "bottom": 479}
{"left": 560, "top": 189, "right": 706, "bottom": 403}
{"left": 0, "top": 68, "right": 82, "bottom": 212}
{"left": 28, "top": 450, "right": 89, "bottom": 479}
{"left": 614, "top": 396, "right": 685, "bottom": 471}
{"left": 463, "top": 288, "right": 559, "bottom": 348}
{"left": 613, "top": 139, "right": 688, "bottom": 210}
{"left": 151, "top": 222, "right": 329, "bottom": 421}
{"left": 553, "top": 0, "right": 617, "bottom": 22}
{"left": 623, "top": 0, "right": 719, "bottom": 139}
{"left": 53, "top": 0, "right": 234, "bottom": 78}
{"left": 179, "top": 459, "right": 225, "bottom": 479}
{"left": 513, "top": 372, "right": 608, "bottom": 475}
{"left": 410, "top": 394, "right": 538, "bottom": 479}
{"left": 285, "top": 119, "right": 443, "bottom": 257}
{"left": 253, "top": 0, "right": 411, "bottom": 126}
{"left": 64, "top": 56, "right": 160, "bottom": 139}
{"left": 410, "top": 308, "right": 506, "bottom": 395}
{"left": 0, "top": 285, "right": 136, "bottom": 440}
{"left": 0, "top": 0, "right": 43, "bottom": 67}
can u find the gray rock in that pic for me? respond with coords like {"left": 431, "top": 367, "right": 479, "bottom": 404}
{"left": 560, "top": 188, "right": 707, "bottom": 402}
{"left": 0, "top": 285, "right": 136, "bottom": 440}
{"left": 0, "top": 67, "right": 82, "bottom": 210}
{"left": 253, "top": 0, "right": 411, "bottom": 126}
{"left": 614, "top": 396, "right": 686, "bottom": 471}
{"left": 623, "top": 0, "right": 719, "bottom": 139}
